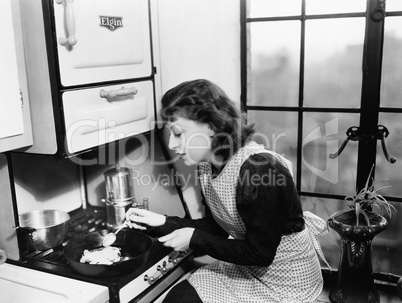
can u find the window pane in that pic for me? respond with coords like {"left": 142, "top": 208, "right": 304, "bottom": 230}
{"left": 249, "top": 21, "right": 300, "bottom": 106}
{"left": 376, "top": 113, "right": 402, "bottom": 198}
{"left": 247, "top": 111, "right": 298, "bottom": 172}
{"left": 380, "top": 16, "right": 402, "bottom": 108}
{"left": 301, "top": 113, "right": 359, "bottom": 194}
{"left": 249, "top": 0, "right": 301, "bottom": 18}
{"left": 306, "top": 0, "right": 366, "bottom": 15}
{"left": 386, "top": 0, "right": 402, "bottom": 12}
{"left": 371, "top": 200, "right": 402, "bottom": 276}
{"left": 304, "top": 18, "right": 364, "bottom": 108}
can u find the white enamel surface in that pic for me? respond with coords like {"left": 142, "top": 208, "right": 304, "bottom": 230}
{"left": 62, "top": 80, "right": 154, "bottom": 154}
{"left": 53, "top": 0, "right": 152, "bottom": 86}
{"left": 0, "top": 263, "right": 108, "bottom": 303}
{"left": 0, "top": 0, "right": 24, "bottom": 140}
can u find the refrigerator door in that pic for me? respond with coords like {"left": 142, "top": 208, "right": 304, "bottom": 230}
{"left": 62, "top": 80, "right": 155, "bottom": 154}
{"left": 53, "top": 0, "right": 152, "bottom": 87}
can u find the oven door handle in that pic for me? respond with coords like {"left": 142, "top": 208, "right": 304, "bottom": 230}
{"left": 100, "top": 86, "right": 138, "bottom": 99}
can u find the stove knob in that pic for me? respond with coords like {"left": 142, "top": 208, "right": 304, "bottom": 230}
{"left": 144, "top": 274, "right": 153, "bottom": 283}
{"left": 157, "top": 263, "right": 167, "bottom": 274}
{"left": 144, "top": 271, "right": 162, "bottom": 284}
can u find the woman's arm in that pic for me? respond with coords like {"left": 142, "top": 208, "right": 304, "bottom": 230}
{"left": 146, "top": 197, "right": 229, "bottom": 238}
{"left": 188, "top": 153, "right": 303, "bottom": 266}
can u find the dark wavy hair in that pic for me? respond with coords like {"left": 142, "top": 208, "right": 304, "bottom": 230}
{"left": 160, "top": 79, "right": 255, "bottom": 161}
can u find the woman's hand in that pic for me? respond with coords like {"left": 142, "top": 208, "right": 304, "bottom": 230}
{"left": 158, "top": 228, "right": 195, "bottom": 252}
{"left": 125, "top": 208, "right": 166, "bottom": 230}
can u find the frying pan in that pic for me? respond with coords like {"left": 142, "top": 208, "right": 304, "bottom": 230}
{"left": 63, "top": 229, "right": 153, "bottom": 277}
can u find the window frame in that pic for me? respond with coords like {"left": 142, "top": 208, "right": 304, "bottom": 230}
{"left": 240, "top": 0, "right": 402, "bottom": 203}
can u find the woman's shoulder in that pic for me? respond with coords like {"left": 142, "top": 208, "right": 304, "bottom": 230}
{"left": 241, "top": 152, "right": 293, "bottom": 177}
{"left": 248, "top": 151, "right": 277, "bottom": 161}
{"left": 243, "top": 152, "right": 282, "bottom": 167}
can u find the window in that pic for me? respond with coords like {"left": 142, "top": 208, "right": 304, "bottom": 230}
{"left": 241, "top": 0, "right": 402, "bottom": 276}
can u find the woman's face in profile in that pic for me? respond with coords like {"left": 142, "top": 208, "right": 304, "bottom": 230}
{"left": 166, "top": 116, "right": 214, "bottom": 165}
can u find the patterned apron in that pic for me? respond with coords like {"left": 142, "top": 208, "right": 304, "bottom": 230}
{"left": 188, "top": 142, "right": 329, "bottom": 303}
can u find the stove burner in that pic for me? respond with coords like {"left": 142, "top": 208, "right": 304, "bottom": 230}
{"left": 21, "top": 207, "right": 108, "bottom": 266}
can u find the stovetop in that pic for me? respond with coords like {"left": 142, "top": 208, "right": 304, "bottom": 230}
{"left": 13, "top": 206, "right": 189, "bottom": 288}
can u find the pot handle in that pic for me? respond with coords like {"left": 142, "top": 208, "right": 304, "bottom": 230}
{"left": 13, "top": 225, "right": 37, "bottom": 233}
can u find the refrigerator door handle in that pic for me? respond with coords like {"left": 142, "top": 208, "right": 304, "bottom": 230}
{"left": 56, "top": 0, "right": 77, "bottom": 46}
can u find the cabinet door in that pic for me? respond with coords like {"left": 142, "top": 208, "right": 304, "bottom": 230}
{"left": 0, "top": 0, "right": 32, "bottom": 153}
{"left": 53, "top": 0, "right": 152, "bottom": 87}
{"left": 62, "top": 80, "right": 155, "bottom": 154}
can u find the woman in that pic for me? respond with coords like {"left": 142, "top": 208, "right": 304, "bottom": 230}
{"left": 125, "top": 79, "right": 329, "bottom": 302}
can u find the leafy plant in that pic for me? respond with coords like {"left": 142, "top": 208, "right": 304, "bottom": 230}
{"left": 344, "top": 165, "right": 396, "bottom": 226}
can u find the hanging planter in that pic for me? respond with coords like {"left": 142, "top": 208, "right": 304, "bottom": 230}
{"left": 327, "top": 165, "right": 396, "bottom": 303}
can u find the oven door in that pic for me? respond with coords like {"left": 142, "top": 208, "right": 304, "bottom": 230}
{"left": 53, "top": 0, "right": 152, "bottom": 87}
{"left": 62, "top": 80, "right": 155, "bottom": 155}
{"left": 0, "top": 263, "right": 109, "bottom": 303}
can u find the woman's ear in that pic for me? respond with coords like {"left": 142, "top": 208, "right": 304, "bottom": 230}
{"left": 207, "top": 124, "right": 215, "bottom": 137}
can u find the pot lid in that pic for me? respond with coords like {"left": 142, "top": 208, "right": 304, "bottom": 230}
{"left": 103, "top": 165, "right": 131, "bottom": 177}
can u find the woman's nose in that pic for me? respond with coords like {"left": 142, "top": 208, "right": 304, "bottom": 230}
{"left": 168, "top": 135, "right": 180, "bottom": 151}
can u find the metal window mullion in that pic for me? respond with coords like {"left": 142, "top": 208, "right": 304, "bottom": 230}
{"left": 356, "top": 0, "right": 385, "bottom": 190}
{"left": 296, "top": 0, "right": 307, "bottom": 191}
{"left": 240, "top": 0, "right": 248, "bottom": 113}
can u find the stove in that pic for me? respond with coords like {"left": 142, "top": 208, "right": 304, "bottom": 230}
{"left": 9, "top": 206, "right": 194, "bottom": 303}
{"left": 3, "top": 129, "right": 197, "bottom": 302}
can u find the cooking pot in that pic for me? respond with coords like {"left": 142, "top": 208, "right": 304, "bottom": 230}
{"left": 18, "top": 209, "right": 70, "bottom": 251}
{"left": 103, "top": 198, "right": 134, "bottom": 230}
{"left": 104, "top": 165, "right": 135, "bottom": 202}
{"left": 103, "top": 165, "right": 137, "bottom": 229}
{"left": 63, "top": 229, "right": 153, "bottom": 277}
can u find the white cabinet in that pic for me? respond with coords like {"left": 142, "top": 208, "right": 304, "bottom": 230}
{"left": 18, "top": 0, "right": 159, "bottom": 156}
{"left": 0, "top": 0, "right": 32, "bottom": 153}
{"left": 53, "top": 0, "right": 152, "bottom": 87}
